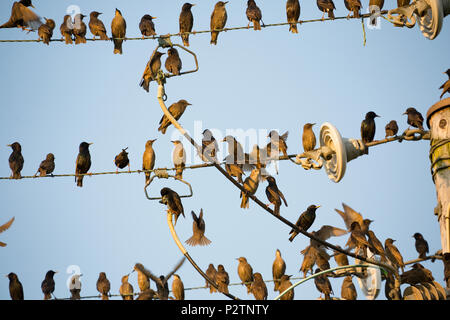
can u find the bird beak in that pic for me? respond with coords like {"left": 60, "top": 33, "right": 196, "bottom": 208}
{"left": 31, "top": 4, "right": 35, "bottom": 9}
{"left": 88, "top": 142, "right": 93, "bottom": 145}
{"left": 312, "top": 123, "right": 316, "bottom": 126}
{"left": 403, "top": 112, "right": 407, "bottom": 115}
{"left": 152, "top": 17, "right": 157, "bottom": 19}
{"left": 224, "top": 1, "right": 229, "bottom": 4}
{"left": 315, "top": 205, "right": 321, "bottom": 209}
{"left": 6, "top": 144, "right": 11, "bottom": 147}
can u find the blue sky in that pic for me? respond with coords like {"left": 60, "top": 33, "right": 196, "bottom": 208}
{"left": 0, "top": 0, "right": 449, "bottom": 300}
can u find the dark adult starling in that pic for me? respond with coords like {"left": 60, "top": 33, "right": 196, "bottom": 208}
{"left": 133, "top": 263, "right": 150, "bottom": 293}
{"left": 35, "top": 153, "right": 55, "bottom": 177}
{"left": 69, "top": 274, "right": 81, "bottom": 300}
{"left": 361, "top": 111, "right": 380, "bottom": 144}
{"left": 111, "top": 8, "right": 126, "bottom": 54}
{"left": 317, "top": 0, "right": 336, "bottom": 20}
{"left": 333, "top": 246, "right": 349, "bottom": 267}
{"left": 341, "top": 275, "right": 357, "bottom": 300}
{"left": 265, "top": 176, "right": 288, "bottom": 216}
{"left": 250, "top": 272, "right": 267, "bottom": 300}
{"left": 289, "top": 205, "right": 320, "bottom": 242}
{"left": 139, "top": 14, "right": 156, "bottom": 38}
{"left": 160, "top": 187, "right": 185, "bottom": 226}
{"left": 397, "top": 0, "right": 411, "bottom": 7}
{"left": 73, "top": 13, "right": 87, "bottom": 44}
{"left": 179, "top": 3, "right": 195, "bottom": 46}
{"left": 385, "top": 238, "right": 405, "bottom": 273}
{"left": 172, "top": 274, "right": 185, "bottom": 300}
{"left": 385, "top": 120, "right": 399, "bottom": 138}
{"left": 140, "top": 51, "right": 165, "bottom": 92}
{"left": 246, "top": 0, "right": 263, "bottom": 30}
{"left": 367, "top": 230, "right": 387, "bottom": 262}
{"left": 403, "top": 107, "right": 424, "bottom": 130}
{"left": 400, "top": 263, "right": 434, "bottom": 285}
{"left": 240, "top": 168, "right": 261, "bottom": 209}
{"left": 38, "top": 18, "right": 55, "bottom": 45}
{"left": 272, "top": 249, "right": 286, "bottom": 291}
{"left": 440, "top": 69, "right": 450, "bottom": 99}
{"left": 344, "top": 0, "right": 362, "bottom": 18}
{"left": 237, "top": 257, "right": 254, "bottom": 294}
{"left": 41, "top": 270, "right": 57, "bottom": 300}
{"left": 300, "top": 246, "right": 316, "bottom": 277}
{"left": 0, "top": 217, "right": 15, "bottom": 247}
{"left": 119, "top": 274, "right": 134, "bottom": 300}
{"left": 142, "top": 139, "right": 156, "bottom": 184}
{"left": 210, "top": 1, "right": 228, "bottom": 45}
{"left": 60, "top": 15, "right": 73, "bottom": 44}
{"left": 96, "top": 272, "right": 111, "bottom": 300}
{"left": 216, "top": 264, "right": 230, "bottom": 294}
{"left": 158, "top": 99, "right": 191, "bottom": 134}
{"left": 335, "top": 203, "right": 364, "bottom": 232}
{"left": 75, "top": 142, "right": 92, "bottom": 187}
{"left": 114, "top": 147, "right": 130, "bottom": 173}
{"left": 413, "top": 233, "right": 429, "bottom": 259}
{"left": 314, "top": 268, "right": 333, "bottom": 300}
{"left": 201, "top": 129, "right": 219, "bottom": 163}
{"left": 165, "top": 47, "right": 182, "bottom": 75}
{"left": 267, "top": 130, "right": 289, "bottom": 159}
{"left": 205, "top": 263, "right": 218, "bottom": 294}
{"left": 278, "top": 275, "right": 294, "bottom": 300}
{"left": 302, "top": 123, "right": 317, "bottom": 152}
{"left": 345, "top": 221, "right": 371, "bottom": 251}
{"left": 172, "top": 140, "right": 186, "bottom": 180}
{"left": 7, "top": 272, "right": 23, "bottom": 300}
{"left": 286, "top": 0, "right": 300, "bottom": 34}
{"left": 0, "top": 0, "right": 42, "bottom": 31}
{"left": 89, "top": 11, "right": 108, "bottom": 40}
{"left": 7, "top": 142, "right": 24, "bottom": 180}
{"left": 185, "top": 209, "right": 211, "bottom": 246}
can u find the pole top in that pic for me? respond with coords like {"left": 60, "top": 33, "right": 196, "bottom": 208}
{"left": 427, "top": 97, "right": 450, "bottom": 129}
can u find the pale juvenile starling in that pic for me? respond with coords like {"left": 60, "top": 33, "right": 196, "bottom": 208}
{"left": 0, "top": 0, "right": 42, "bottom": 31}
{"left": 440, "top": 69, "right": 450, "bottom": 99}
{"left": 246, "top": 0, "right": 263, "bottom": 30}
{"left": 38, "top": 18, "right": 55, "bottom": 45}
{"left": 413, "top": 233, "right": 429, "bottom": 259}
{"left": 265, "top": 176, "right": 288, "bottom": 216}
{"left": 317, "top": 0, "right": 336, "bottom": 20}
{"left": 140, "top": 51, "right": 165, "bottom": 92}
{"left": 361, "top": 111, "right": 380, "bottom": 144}
{"left": 35, "top": 153, "right": 55, "bottom": 177}
{"left": 7, "top": 272, "right": 23, "bottom": 300}
{"left": 400, "top": 263, "right": 434, "bottom": 285}
{"left": 272, "top": 249, "right": 286, "bottom": 292}
{"left": 133, "top": 263, "right": 150, "bottom": 293}
{"left": 216, "top": 264, "right": 230, "bottom": 294}
{"left": 158, "top": 99, "right": 191, "bottom": 134}
{"left": 114, "top": 147, "right": 130, "bottom": 173}
{"left": 96, "top": 272, "right": 111, "bottom": 300}
{"left": 267, "top": 130, "right": 289, "bottom": 159}
{"left": 172, "top": 274, "right": 185, "bottom": 300}
{"left": 137, "top": 289, "right": 156, "bottom": 300}
{"left": 403, "top": 107, "right": 424, "bottom": 130}
{"left": 69, "top": 274, "right": 81, "bottom": 300}
{"left": 335, "top": 203, "right": 364, "bottom": 232}
{"left": 237, "top": 257, "right": 254, "bottom": 294}
{"left": 314, "top": 247, "right": 332, "bottom": 271}
{"left": 210, "top": 1, "right": 228, "bottom": 45}
{"left": 75, "top": 142, "right": 92, "bottom": 187}
{"left": 310, "top": 225, "right": 348, "bottom": 249}
{"left": 60, "top": 15, "right": 73, "bottom": 44}
{"left": 89, "top": 11, "right": 108, "bottom": 40}
{"left": 240, "top": 168, "right": 261, "bottom": 209}
{"left": 41, "top": 270, "right": 57, "bottom": 300}
{"left": 142, "top": 139, "right": 156, "bottom": 184}
{"left": 119, "top": 274, "right": 134, "bottom": 300}
{"left": 278, "top": 275, "right": 294, "bottom": 300}
{"left": 341, "top": 275, "right": 357, "bottom": 300}
{"left": 385, "top": 120, "right": 399, "bottom": 138}
{"left": 385, "top": 238, "right": 405, "bottom": 273}
{"left": 172, "top": 140, "right": 186, "bottom": 180}
{"left": 73, "top": 13, "right": 87, "bottom": 44}
{"left": 185, "top": 209, "right": 212, "bottom": 246}
{"left": 201, "top": 129, "right": 219, "bottom": 163}
{"left": 344, "top": 0, "right": 362, "bottom": 18}
{"left": 314, "top": 268, "right": 333, "bottom": 300}
{"left": 223, "top": 135, "right": 245, "bottom": 165}
{"left": 179, "top": 3, "right": 194, "bottom": 46}
{"left": 302, "top": 123, "right": 317, "bottom": 152}
{"left": 397, "top": 0, "right": 411, "bottom": 7}
{"left": 289, "top": 205, "right": 320, "bottom": 242}
{"left": 224, "top": 155, "right": 245, "bottom": 184}
{"left": 286, "top": 0, "right": 300, "bottom": 34}
{"left": 333, "top": 246, "right": 349, "bottom": 267}
{"left": 300, "top": 245, "right": 316, "bottom": 277}
{"left": 139, "top": 14, "right": 156, "bottom": 37}
{"left": 160, "top": 187, "right": 185, "bottom": 226}
{"left": 250, "top": 272, "right": 267, "bottom": 300}
{"left": 8, "top": 142, "right": 24, "bottom": 179}
{"left": 0, "top": 217, "right": 15, "bottom": 247}
{"left": 111, "top": 8, "right": 126, "bottom": 54}
{"left": 367, "top": 230, "right": 387, "bottom": 262}
{"left": 165, "top": 47, "right": 182, "bottom": 76}
{"left": 345, "top": 221, "right": 370, "bottom": 251}
{"left": 206, "top": 263, "right": 218, "bottom": 294}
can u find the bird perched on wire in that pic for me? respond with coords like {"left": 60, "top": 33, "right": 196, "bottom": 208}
{"left": 7, "top": 142, "right": 24, "bottom": 180}
{"left": 35, "top": 153, "right": 55, "bottom": 177}
{"left": 223, "top": 135, "right": 245, "bottom": 181}
{"left": 0, "top": 0, "right": 42, "bottom": 31}
{"left": 344, "top": 0, "right": 362, "bottom": 18}
{"left": 314, "top": 268, "right": 333, "bottom": 300}
{"left": 172, "top": 274, "right": 185, "bottom": 300}
{"left": 172, "top": 140, "right": 186, "bottom": 180}
{"left": 240, "top": 168, "right": 261, "bottom": 209}
{"left": 224, "top": 154, "right": 245, "bottom": 184}
{"left": 384, "top": 238, "right": 405, "bottom": 273}
{"left": 300, "top": 245, "right": 316, "bottom": 278}
{"left": 96, "top": 272, "right": 111, "bottom": 300}
{"left": 250, "top": 272, "right": 267, "bottom": 300}
{"left": 73, "top": 13, "right": 87, "bottom": 44}
{"left": 246, "top": 0, "right": 263, "bottom": 30}
{"left": 69, "top": 274, "right": 82, "bottom": 300}
{"left": 185, "top": 209, "right": 212, "bottom": 246}
{"left": 111, "top": 8, "right": 126, "bottom": 54}
{"left": 119, "top": 274, "right": 134, "bottom": 300}
{"left": 38, "top": 18, "right": 55, "bottom": 45}
{"left": 361, "top": 111, "right": 380, "bottom": 147}
{"left": 179, "top": 3, "right": 195, "bottom": 46}
{"left": 400, "top": 263, "right": 434, "bottom": 285}
{"left": 266, "top": 130, "right": 289, "bottom": 159}
{"left": 341, "top": 275, "right": 357, "bottom": 300}
{"left": 367, "top": 230, "right": 387, "bottom": 262}
{"left": 265, "top": 176, "right": 288, "bottom": 216}
{"left": 404, "top": 107, "right": 425, "bottom": 131}
{"left": 272, "top": 249, "right": 286, "bottom": 292}
{"left": 317, "top": 0, "right": 336, "bottom": 20}
{"left": 160, "top": 187, "right": 185, "bottom": 226}
{"left": 315, "top": 247, "right": 332, "bottom": 272}
{"left": 345, "top": 221, "right": 371, "bottom": 253}
{"left": 165, "top": 47, "right": 182, "bottom": 76}
{"left": 140, "top": 51, "right": 165, "bottom": 92}
{"left": 289, "top": 205, "right": 321, "bottom": 242}
{"left": 158, "top": 99, "right": 191, "bottom": 134}
{"left": 60, "top": 15, "right": 73, "bottom": 44}
{"left": 75, "top": 142, "right": 92, "bottom": 187}
{"left": 413, "top": 233, "right": 429, "bottom": 259}
{"left": 237, "top": 257, "right": 254, "bottom": 294}
{"left": 278, "top": 275, "right": 294, "bottom": 300}
{"left": 142, "top": 139, "right": 156, "bottom": 184}
{"left": 114, "top": 147, "right": 130, "bottom": 173}
{"left": 286, "top": 0, "right": 300, "bottom": 34}
{"left": 89, "top": 11, "right": 108, "bottom": 40}
{"left": 440, "top": 69, "right": 450, "bottom": 99}
{"left": 310, "top": 225, "right": 348, "bottom": 250}
{"left": 0, "top": 217, "right": 15, "bottom": 247}
{"left": 7, "top": 272, "right": 23, "bottom": 300}
{"left": 139, "top": 14, "right": 156, "bottom": 38}
{"left": 201, "top": 129, "right": 219, "bottom": 163}
{"left": 210, "top": 1, "right": 228, "bottom": 45}
{"left": 216, "top": 264, "right": 230, "bottom": 294}
{"left": 41, "top": 270, "right": 57, "bottom": 300}
{"left": 206, "top": 263, "right": 218, "bottom": 294}
{"left": 333, "top": 246, "right": 349, "bottom": 268}
{"left": 302, "top": 123, "right": 317, "bottom": 152}
{"left": 133, "top": 263, "right": 150, "bottom": 293}
{"left": 385, "top": 120, "right": 399, "bottom": 138}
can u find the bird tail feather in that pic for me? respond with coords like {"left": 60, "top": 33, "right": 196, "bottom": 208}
{"left": 253, "top": 20, "right": 261, "bottom": 30}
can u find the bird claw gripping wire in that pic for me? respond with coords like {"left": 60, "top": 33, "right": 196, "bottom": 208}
{"left": 144, "top": 169, "right": 193, "bottom": 201}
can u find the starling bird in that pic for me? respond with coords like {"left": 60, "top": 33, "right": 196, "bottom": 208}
{"left": 361, "top": 111, "right": 380, "bottom": 144}
{"left": 385, "top": 120, "right": 399, "bottom": 138}
{"left": 335, "top": 203, "right": 364, "bottom": 232}
{"left": 165, "top": 47, "right": 182, "bottom": 75}
{"left": 403, "top": 107, "right": 424, "bottom": 130}
{"left": 179, "top": 3, "right": 195, "bottom": 46}
{"left": 158, "top": 99, "right": 191, "bottom": 134}
{"left": 119, "top": 274, "right": 134, "bottom": 300}
{"left": 216, "top": 264, "right": 230, "bottom": 294}
{"left": 75, "top": 142, "right": 92, "bottom": 187}
{"left": 172, "top": 140, "right": 186, "bottom": 180}
{"left": 0, "top": 0, "right": 42, "bottom": 31}
{"left": 333, "top": 246, "right": 349, "bottom": 267}
{"left": 210, "top": 1, "right": 228, "bottom": 45}
{"left": 345, "top": 221, "right": 371, "bottom": 251}
{"left": 367, "top": 230, "right": 387, "bottom": 262}
{"left": 440, "top": 69, "right": 450, "bottom": 99}
{"left": 310, "top": 225, "right": 348, "bottom": 249}
{"left": 7, "top": 272, "right": 23, "bottom": 300}
{"left": 302, "top": 123, "right": 317, "bottom": 152}
{"left": 35, "top": 153, "right": 55, "bottom": 177}
{"left": 0, "top": 217, "right": 15, "bottom": 247}
{"left": 267, "top": 130, "right": 289, "bottom": 159}
{"left": 224, "top": 155, "right": 245, "bottom": 184}
{"left": 185, "top": 209, "right": 212, "bottom": 246}
{"left": 237, "top": 257, "right": 254, "bottom": 294}
{"left": 289, "top": 205, "right": 321, "bottom": 242}
{"left": 369, "top": 0, "right": 384, "bottom": 25}
{"left": 344, "top": 0, "right": 362, "bottom": 18}
{"left": 265, "top": 176, "right": 288, "bottom": 216}
{"left": 286, "top": 0, "right": 300, "bottom": 34}
{"left": 139, "top": 14, "right": 156, "bottom": 38}
{"left": 384, "top": 271, "right": 400, "bottom": 300}
{"left": 341, "top": 275, "right": 357, "bottom": 300}
{"left": 278, "top": 275, "right": 294, "bottom": 300}
{"left": 38, "top": 18, "right": 55, "bottom": 45}
{"left": 41, "top": 270, "right": 57, "bottom": 300}
{"left": 142, "top": 139, "right": 156, "bottom": 184}
{"left": 111, "top": 8, "right": 126, "bottom": 54}
{"left": 370, "top": 0, "right": 384, "bottom": 10}
{"left": 8, "top": 142, "right": 24, "bottom": 180}
{"left": 413, "top": 233, "right": 429, "bottom": 259}
{"left": 206, "top": 263, "right": 218, "bottom": 294}
{"left": 89, "top": 11, "right": 108, "bottom": 40}
{"left": 69, "top": 274, "right": 81, "bottom": 300}
{"left": 317, "top": 0, "right": 336, "bottom": 20}
{"left": 60, "top": 15, "right": 73, "bottom": 44}
{"left": 246, "top": 0, "right": 263, "bottom": 30}
{"left": 136, "top": 289, "right": 156, "bottom": 300}
{"left": 385, "top": 238, "right": 405, "bottom": 273}
{"left": 272, "top": 249, "right": 286, "bottom": 292}
{"left": 315, "top": 247, "right": 332, "bottom": 271}
{"left": 201, "top": 129, "right": 219, "bottom": 163}
{"left": 73, "top": 13, "right": 87, "bottom": 44}
{"left": 96, "top": 272, "right": 111, "bottom": 300}
{"left": 133, "top": 263, "right": 150, "bottom": 293}
{"left": 172, "top": 274, "right": 185, "bottom": 300}
{"left": 314, "top": 268, "right": 333, "bottom": 300}
{"left": 300, "top": 245, "right": 317, "bottom": 277}
{"left": 397, "top": 0, "right": 411, "bottom": 7}
{"left": 160, "top": 187, "right": 185, "bottom": 226}
{"left": 250, "top": 272, "right": 267, "bottom": 300}
{"left": 400, "top": 263, "right": 434, "bottom": 285}
{"left": 223, "top": 135, "right": 245, "bottom": 165}
{"left": 140, "top": 51, "right": 165, "bottom": 92}
{"left": 114, "top": 147, "right": 130, "bottom": 173}
{"left": 240, "top": 168, "right": 261, "bottom": 209}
